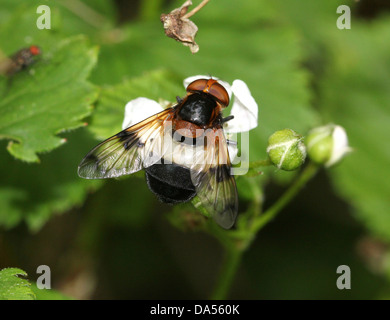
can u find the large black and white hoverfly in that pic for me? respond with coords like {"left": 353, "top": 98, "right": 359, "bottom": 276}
{"left": 78, "top": 78, "right": 238, "bottom": 229}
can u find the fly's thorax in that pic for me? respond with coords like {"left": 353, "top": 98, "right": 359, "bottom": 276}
{"left": 178, "top": 92, "right": 220, "bottom": 127}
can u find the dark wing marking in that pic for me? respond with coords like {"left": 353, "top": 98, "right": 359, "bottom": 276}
{"left": 190, "top": 127, "right": 238, "bottom": 229}
{"left": 78, "top": 108, "right": 175, "bottom": 179}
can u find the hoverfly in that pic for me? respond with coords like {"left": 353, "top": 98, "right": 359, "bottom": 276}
{"left": 1, "top": 45, "right": 41, "bottom": 76}
{"left": 78, "top": 78, "right": 238, "bottom": 229}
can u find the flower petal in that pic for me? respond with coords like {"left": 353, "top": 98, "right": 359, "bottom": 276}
{"left": 227, "top": 143, "right": 238, "bottom": 162}
{"left": 183, "top": 75, "right": 232, "bottom": 99}
{"left": 122, "top": 97, "right": 164, "bottom": 130}
{"left": 326, "top": 125, "right": 351, "bottom": 167}
{"left": 225, "top": 80, "right": 258, "bottom": 133}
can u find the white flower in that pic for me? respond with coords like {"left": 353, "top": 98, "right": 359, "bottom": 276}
{"left": 122, "top": 75, "right": 259, "bottom": 161}
{"left": 122, "top": 97, "right": 164, "bottom": 129}
{"left": 306, "top": 124, "right": 352, "bottom": 167}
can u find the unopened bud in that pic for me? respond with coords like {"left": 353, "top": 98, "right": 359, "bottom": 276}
{"left": 306, "top": 124, "right": 351, "bottom": 167}
{"left": 267, "top": 129, "right": 306, "bottom": 171}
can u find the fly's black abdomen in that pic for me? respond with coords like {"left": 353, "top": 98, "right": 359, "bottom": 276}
{"left": 178, "top": 92, "right": 217, "bottom": 126}
{"left": 145, "top": 162, "right": 196, "bottom": 204}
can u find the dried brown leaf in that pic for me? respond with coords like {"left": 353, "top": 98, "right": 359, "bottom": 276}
{"left": 160, "top": 0, "right": 199, "bottom": 54}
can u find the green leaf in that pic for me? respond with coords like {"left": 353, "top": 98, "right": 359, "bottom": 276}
{"left": 273, "top": 0, "right": 357, "bottom": 43}
{"left": 0, "top": 268, "right": 35, "bottom": 300}
{"left": 89, "top": 69, "right": 183, "bottom": 139}
{"left": 31, "top": 283, "right": 72, "bottom": 300}
{"left": 0, "top": 0, "right": 116, "bottom": 44}
{"left": 55, "top": 0, "right": 117, "bottom": 36}
{"left": 78, "top": 177, "right": 157, "bottom": 254}
{"left": 0, "top": 36, "right": 98, "bottom": 162}
{"left": 0, "top": 128, "right": 102, "bottom": 231}
{"left": 319, "top": 17, "right": 390, "bottom": 241}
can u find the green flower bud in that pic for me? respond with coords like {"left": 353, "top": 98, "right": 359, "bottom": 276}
{"left": 306, "top": 124, "right": 351, "bottom": 167}
{"left": 267, "top": 129, "right": 306, "bottom": 171}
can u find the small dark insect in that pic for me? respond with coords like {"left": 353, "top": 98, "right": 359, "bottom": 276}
{"left": 78, "top": 78, "right": 238, "bottom": 229}
{"left": 3, "top": 45, "right": 41, "bottom": 76}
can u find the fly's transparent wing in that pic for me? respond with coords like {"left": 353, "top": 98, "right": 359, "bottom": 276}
{"left": 190, "top": 127, "right": 238, "bottom": 229}
{"left": 78, "top": 108, "right": 175, "bottom": 179}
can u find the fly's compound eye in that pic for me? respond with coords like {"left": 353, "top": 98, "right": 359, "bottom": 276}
{"left": 186, "top": 79, "right": 209, "bottom": 94}
{"left": 186, "top": 78, "right": 230, "bottom": 107}
{"left": 207, "top": 81, "right": 229, "bottom": 107}
{"left": 29, "top": 45, "right": 41, "bottom": 56}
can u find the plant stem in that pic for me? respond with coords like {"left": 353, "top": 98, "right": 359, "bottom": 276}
{"left": 209, "top": 162, "right": 319, "bottom": 300}
{"left": 251, "top": 162, "right": 319, "bottom": 233}
{"left": 249, "top": 158, "right": 272, "bottom": 168}
{"left": 182, "top": 0, "right": 210, "bottom": 19}
{"left": 210, "top": 246, "right": 243, "bottom": 300}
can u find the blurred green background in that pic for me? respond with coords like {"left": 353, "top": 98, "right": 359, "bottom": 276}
{"left": 1, "top": 0, "right": 390, "bottom": 299}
